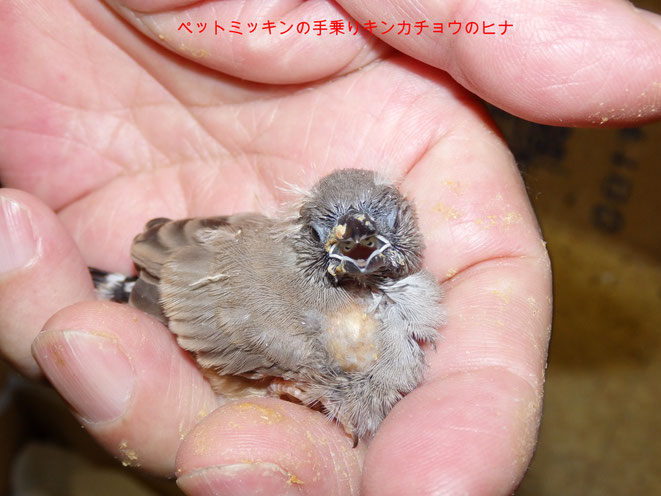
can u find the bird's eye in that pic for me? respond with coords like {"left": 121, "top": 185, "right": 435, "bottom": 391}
{"left": 309, "top": 222, "right": 324, "bottom": 241}
{"left": 360, "top": 236, "right": 377, "bottom": 248}
{"left": 341, "top": 241, "right": 355, "bottom": 253}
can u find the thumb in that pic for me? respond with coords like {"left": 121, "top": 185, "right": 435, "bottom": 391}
{"left": 0, "top": 189, "right": 94, "bottom": 377}
{"left": 175, "top": 398, "right": 365, "bottom": 496}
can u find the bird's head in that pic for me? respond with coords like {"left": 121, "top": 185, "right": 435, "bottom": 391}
{"left": 297, "top": 169, "right": 424, "bottom": 284}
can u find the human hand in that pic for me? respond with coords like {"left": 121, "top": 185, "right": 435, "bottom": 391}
{"left": 0, "top": 0, "right": 658, "bottom": 494}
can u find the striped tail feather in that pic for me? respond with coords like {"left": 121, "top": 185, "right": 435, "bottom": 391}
{"left": 90, "top": 268, "right": 137, "bottom": 303}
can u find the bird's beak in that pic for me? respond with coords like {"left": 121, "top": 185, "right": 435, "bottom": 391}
{"left": 328, "top": 234, "right": 391, "bottom": 274}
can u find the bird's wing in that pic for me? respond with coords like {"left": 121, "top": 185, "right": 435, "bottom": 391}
{"left": 131, "top": 214, "right": 310, "bottom": 378}
{"left": 129, "top": 215, "right": 257, "bottom": 323}
{"left": 131, "top": 216, "right": 233, "bottom": 279}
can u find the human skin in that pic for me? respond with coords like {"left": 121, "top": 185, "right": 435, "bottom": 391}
{"left": 0, "top": 1, "right": 659, "bottom": 494}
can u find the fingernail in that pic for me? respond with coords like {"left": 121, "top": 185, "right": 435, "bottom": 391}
{"left": 177, "top": 463, "right": 304, "bottom": 496}
{"left": 0, "top": 196, "right": 39, "bottom": 273}
{"left": 32, "top": 330, "right": 134, "bottom": 423}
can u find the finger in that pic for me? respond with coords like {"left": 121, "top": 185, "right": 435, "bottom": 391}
{"left": 358, "top": 86, "right": 553, "bottom": 493}
{"left": 362, "top": 267, "right": 550, "bottom": 494}
{"left": 0, "top": 189, "right": 95, "bottom": 377}
{"left": 340, "top": 0, "right": 661, "bottom": 125}
{"left": 176, "top": 398, "right": 365, "bottom": 496}
{"left": 103, "top": 0, "right": 389, "bottom": 84}
{"left": 364, "top": 370, "right": 542, "bottom": 495}
{"left": 32, "top": 301, "right": 219, "bottom": 476}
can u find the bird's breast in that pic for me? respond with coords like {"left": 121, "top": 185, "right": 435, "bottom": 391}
{"left": 323, "top": 302, "right": 380, "bottom": 373}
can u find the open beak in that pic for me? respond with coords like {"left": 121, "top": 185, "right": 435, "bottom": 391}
{"left": 329, "top": 234, "right": 391, "bottom": 274}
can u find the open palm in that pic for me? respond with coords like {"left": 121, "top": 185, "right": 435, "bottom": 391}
{"left": 1, "top": 1, "right": 659, "bottom": 494}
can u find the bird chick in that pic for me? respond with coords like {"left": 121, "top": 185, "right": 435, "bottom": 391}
{"left": 94, "top": 168, "right": 445, "bottom": 444}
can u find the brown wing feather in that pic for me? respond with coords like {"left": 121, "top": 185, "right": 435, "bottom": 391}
{"left": 129, "top": 214, "right": 297, "bottom": 377}
{"left": 130, "top": 216, "right": 232, "bottom": 279}
{"left": 129, "top": 216, "right": 233, "bottom": 320}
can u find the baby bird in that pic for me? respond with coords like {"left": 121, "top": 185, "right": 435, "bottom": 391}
{"left": 93, "top": 168, "right": 445, "bottom": 444}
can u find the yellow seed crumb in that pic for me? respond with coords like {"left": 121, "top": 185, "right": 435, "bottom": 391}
{"left": 288, "top": 474, "right": 304, "bottom": 485}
